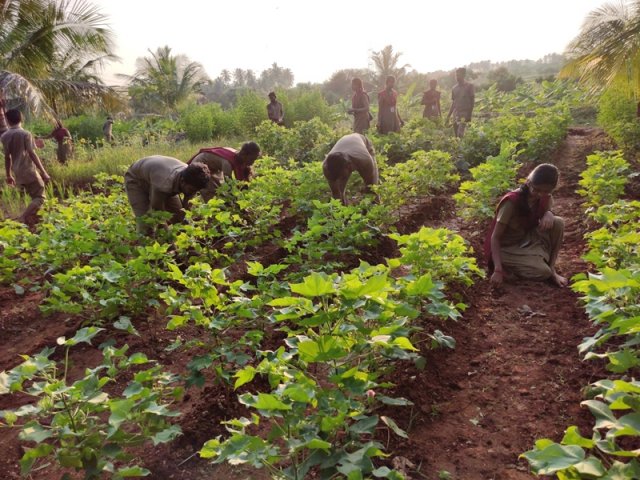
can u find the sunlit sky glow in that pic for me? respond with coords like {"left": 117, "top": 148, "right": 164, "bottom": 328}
{"left": 95, "top": 0, "right": 608, "bottom": 86}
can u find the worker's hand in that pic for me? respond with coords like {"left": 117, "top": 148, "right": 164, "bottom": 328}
{"left": 6, "top": 175, "right": 15, "bottom": 187}
{"left": 347, "top": 109, "right": 354, "bottom": 114}
{"left": 538, "top": 211, "right": 554, "bottom": 231}
{"left": 41, "top": 172, "right": 51, "bottom": 184}
{"left": 490, "top": 270, "right": 504, "bottom": 285}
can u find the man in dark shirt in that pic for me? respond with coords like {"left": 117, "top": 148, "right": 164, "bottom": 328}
{"left": 446, "top": 67, "right": 475, "bottom": 138}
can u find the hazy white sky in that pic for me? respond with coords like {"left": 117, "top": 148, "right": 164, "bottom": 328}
{"left": 94, "top": 0, "right": 607, "bottom": 85}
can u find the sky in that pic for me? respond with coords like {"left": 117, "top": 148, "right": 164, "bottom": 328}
{"left": 94, "top": 0, "right": 608, "bottom": 86}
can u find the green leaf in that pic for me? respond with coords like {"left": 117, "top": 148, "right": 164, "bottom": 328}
{"left": 199, "top": 438, "right": 221, "bottom": 459}
{"left": 391, "top": 337, "right": 418, "bottom": 351}
{"left": 113, "top": 317, "right": 139, "bottom": 336}
{"left": 298, "top": 337, "right": 347, "bottom": 362}
{"left": 305, "top": 438, "right": 332, "bottom": 451}
{"left": 290, "top": 273, "right": 335, "bottom": 297}
{"left": 561, "top": 426, "right": 595, "bottom": 448}
{"left": 128, "top": 353, "right": 150, "bottom": 365}
{"left": 380, "top": 415, "right": 408, "bottom": 438}
{"left": 240, "top": 393, "right": 291, "bottom": 411}
{"left": 114, "top": 465, "right": 151, "bottom": 477}
{"left": 234, "top": 366, "right": 256, "bottom": 390}
{"left": 521, "top": 442, "right": 585, "bottom": 474}
{"left": 152, "top": 425, "right": 182, "bottom": 445}
{"left": 19, "top": 422, "right": 53, "bottom": 443}
{"left": 20, "top": 444, "right": 54, "bottom": 475}
{"left": 350, "top": 415, "right": 379, "bottom": 434}
{"left": 64, "top": 327, "right": 105, "bottom": 346}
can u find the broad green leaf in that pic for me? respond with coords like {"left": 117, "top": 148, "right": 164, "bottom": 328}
{"left": 20, "top": 444, "right": 54, "bottom": 475}
{"left": 561, "top": 426, "right": 595, "bottom": 448}
{"left": 200, "top": 438, "right": 221, "bottom": 459}
{"left": 290, "top": 273, "right": 335, "bottom": 297}
{"left": 64, "top": 327, "right": 105, "bottom": 346}
{"left": 19, "top": 422, "right": 53, "bottom": 443}
{"left": 113, "top": 317, "right": 139, "bottom": 336}
{"left": 350, "top": 415, "right": 379, "bottom": 434}
{"left": 234, "top": 367, "right": 256, "bottom": 390}
{"left": 240, "top": 393, "right": 291, "bottom": 411}
{"left": 152, "top": 425, "right": 182, "bottom": 445}
{"left": 521, "top": 442, "right": 585, "bottom": 474}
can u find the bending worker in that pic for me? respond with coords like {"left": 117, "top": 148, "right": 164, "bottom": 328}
{"left": 322, "top": 133, "right": 378, "bottom": 205}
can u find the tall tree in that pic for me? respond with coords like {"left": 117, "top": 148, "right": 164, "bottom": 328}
{"left": 0, "top": 0, "right": 121, "bottom": 115}
{"left": 562, "top": 1, "right": 640, "bottom": 94}
{"left": 370, "top": 45, "right": 411, "bottom": 88}
{"left": 126, "top": 46, "right": 209, "bottom": 114}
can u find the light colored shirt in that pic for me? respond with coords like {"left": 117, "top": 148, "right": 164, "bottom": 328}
{"left": 125, "top": 156, "right": 186, "bottom": 211}
{"left": 1, "top": 126, "right": 39, "bottom": 184}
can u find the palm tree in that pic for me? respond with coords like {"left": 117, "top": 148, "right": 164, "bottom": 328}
{"left": 562, "top": 1, "right": 640, "bottom": 94}
{"left": 370, "top": 45, "right": 411, "bottom": 88}
{"left": 125, "top": 46, "right": 209, "bottom": 114}
{"left": 0, "top": 0, "right": 122, "bottom": 115}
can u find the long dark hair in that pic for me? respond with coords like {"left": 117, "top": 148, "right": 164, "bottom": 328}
{"left": 515, "top": 163, "right": 559, "bottom": 215}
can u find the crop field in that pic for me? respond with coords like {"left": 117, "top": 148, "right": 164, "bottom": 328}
{"left": 1, "top": 81, "right": 639, "bottom": 480}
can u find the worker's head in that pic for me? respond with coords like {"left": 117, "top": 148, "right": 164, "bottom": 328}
{"left": 238, "top": 142, "right": 261, "bottom": 166}
{"left": 180, "top": 162, "right": 211, "bottom": 195}
{"left": 323, "top": 152, "right": 352, "bottom": 181}
{"left": 385, "top": 76, "right": 395, "bottom": 89}
{"left": 526, "top": 163, "right": 559, "bottom": 200}
{"left": 268, "top": 92, "right": 277, "bottom": 101}
{"left": 5, "top": 109, "right": 22, "bottom": 126}
{"left": 352, "top": 78, "right": 363, "bottom": 91}
{"left": 429, "top": 79, "right": 438, "bottom": 89}
{"left": 455, "top": 68, "right": 467, "bottom": 83}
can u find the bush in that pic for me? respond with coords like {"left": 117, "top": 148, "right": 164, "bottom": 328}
{"left": 598, "top": 87, "right": 640, "bottom": 153}
{"left": 235, "top": 91, "right": 267, "bottom": 134}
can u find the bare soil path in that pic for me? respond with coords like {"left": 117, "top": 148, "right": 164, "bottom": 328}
{"left": 381, "top": 127, "right": 613, "bottom": 480}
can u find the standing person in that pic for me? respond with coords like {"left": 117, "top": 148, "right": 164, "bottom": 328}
{"left": 446, "top": 67, "right": 475, "bottom": 138}
{"left": 322, "top": 133, "right": 378, "bottom": 205}
{"left": 377, "top": 75, "right": 403, "bottom": 134}
{"left": 421, "top": 79, "right": 442, "bottom": 120}
{"left": 1, "top": 109, "right": 51, "bottom": 224}
{"left": 347, "top": 78, "right": 371, "bottom": 134}
{"left": 102, "top": 116, "right": 114, "bottom": 143}
{"left": 485, "top": 163, "right": 567, "bottom": 287}
{"left": 267, "top": 92, "right": 284, "bottom": 126}
{"left": 188, "top": 142, "right": 260, "bottom": 201}
{"left": 43, "top": 120, "right": 73, "bottom": 163}
{"left": 124, "top": 156, "right": 210, "bottom": 234}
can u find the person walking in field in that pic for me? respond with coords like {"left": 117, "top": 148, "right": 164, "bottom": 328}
{"left": 446, "top": 67, "right": 475, "bottom": 138}
{"left": 485, "top": 163, "right": 567, "bottom": 287}
{"left": 347, "top": 78, "right": 371, "bottom": 134}
{"left": 377, "top": 75, "right": 404, "bottom": 134}
{"left": 102, "top": 116, "right": 114, "bottom": 143}
{"left": 322, "top": 133, "right": 378, "bottom": 205}
{"left": 267, "top": 92, "right": 284, "bottom": 126}
{"left": 188, "top": 142, "right": 260, "bottom": 201}
{"left": 421, "top": 79, "right": 442, "bottom": 120}
{"left": 43, "top": 120, "right": 73, "bottom": 164}
{"left": 1, "top": 109, "right": 51, "bottom": 224}
{"left": 124, "top": 156, "right": 210, "bottom": 234}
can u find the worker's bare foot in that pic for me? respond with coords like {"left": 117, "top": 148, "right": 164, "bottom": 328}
{"left": 551, "top": 271, "right": 568, "bottom": 287}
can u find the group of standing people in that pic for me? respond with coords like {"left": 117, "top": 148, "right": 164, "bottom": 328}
{"left": 346, "top": 67, "right": 475, "bottom": 139}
